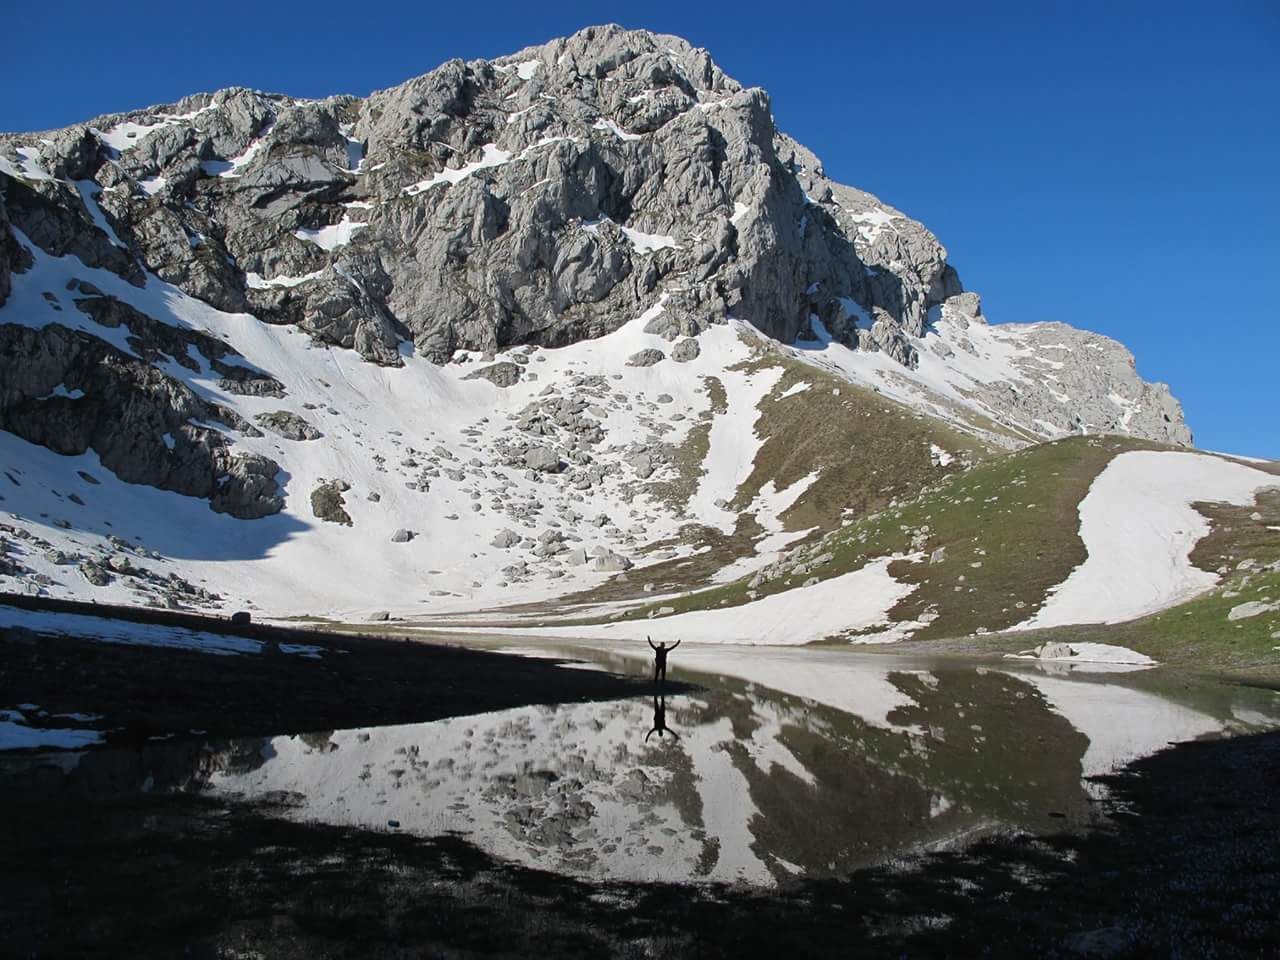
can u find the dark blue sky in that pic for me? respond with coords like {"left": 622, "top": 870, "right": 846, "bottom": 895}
{"left": 5, "top": 1, "right": 1277, "bottom": 455}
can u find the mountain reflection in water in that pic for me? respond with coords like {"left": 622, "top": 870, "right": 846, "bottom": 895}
{"left": 5, "top": 646, "right": 1279, "bottom": 887}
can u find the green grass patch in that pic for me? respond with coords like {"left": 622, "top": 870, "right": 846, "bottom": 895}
{"left": 604, "top": 436, "right": 1162, "bottom": 637}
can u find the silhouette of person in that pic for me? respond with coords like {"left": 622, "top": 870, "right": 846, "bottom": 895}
{"left": 648, "top": 635, "right": 680, "bottom": 685}
{"left": 646, "top": 692, "right": 679, "bottom": 742}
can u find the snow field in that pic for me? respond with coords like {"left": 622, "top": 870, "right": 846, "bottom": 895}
{"left": 1017, "top": 451, "right": 1279, "bottom": 629}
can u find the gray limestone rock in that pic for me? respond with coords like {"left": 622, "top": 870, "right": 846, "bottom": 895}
{"left": 524, "top": 446, "right": 563, "bottom": 473}
{"left": 0, "top": 22, "right": 1195, "bottom": 539}
{"left": 0, "top": 322, "right": 282, "bottom": 518}
{"left": 464, "top": 362, "right": 523, "bottom": 388}
{"left": 491, "top": 529, "right": 521, "bottom": 548}
{"left": 1227, "top": 600, "right": 1279, "bottom": 622}
{"left": 625, "top": 452, "right": 654, "bottom": 479}
{"left": 627, "top": 348, "right": 665, "bottom": 368}
{"left": 310, "top": 479, "right": 352, "bottom": 525}
{"left": 671, "top": 337, "right": 700, "bottom": 362}
{"left": 591, "top": 552, "right": 633, "bottom": 573}
{"left": 254, "top": 410, "right": 322, "bottom": 441}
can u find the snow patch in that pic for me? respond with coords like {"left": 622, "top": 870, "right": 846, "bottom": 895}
{"left": 1016, "top": 451, "right": 1278, "bottom": 629}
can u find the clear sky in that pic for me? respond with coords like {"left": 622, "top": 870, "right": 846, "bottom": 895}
{"left": 4, "top": 1, "right": 1277, "bottom": 455}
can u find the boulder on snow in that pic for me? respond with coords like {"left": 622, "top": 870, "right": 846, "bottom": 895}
{"left": 390, "top": 528, "right": 414, "bottom": 543}
{"left": 627, "top": 348, "right": 665, "bottom": 368}
{"left": 253, "top": 410, "right": 322, "bottom": 441}
{"left": 230, "top": 611, "right": 252, "bottom": 626}
{"left": 491, "top": 529, "right": 521, "bottom": 548}
{"left": 625, "top": 452, "right": 654, "bottom": 479}
{"left": 591, "top": 552, "right": 633, "bottom": 573}
{"left": 310, "top": 480, "right": 353, "bottom": 525}
{"left": 464, "top": 362, "right": 523, "bottom": 387}
{"left": 671, "top": 338, "right": 700, "bottom": 362}
{"left": 524, "top": 446, "right": 563, "bottom": 473}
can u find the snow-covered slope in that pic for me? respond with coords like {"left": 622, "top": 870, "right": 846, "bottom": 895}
{"left": 0, "top": 26, "right": 1230, "bottom": 636}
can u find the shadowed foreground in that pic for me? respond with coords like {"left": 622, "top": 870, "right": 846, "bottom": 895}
{"left": 2, "top": 727, "right": 1277, "bottom": 958}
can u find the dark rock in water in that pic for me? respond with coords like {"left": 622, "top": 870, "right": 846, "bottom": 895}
{"left": 230, "top": 610, "right": 252, "bottom": 626}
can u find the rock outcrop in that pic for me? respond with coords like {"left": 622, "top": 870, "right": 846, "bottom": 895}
{"left": 0, "top": 22, "right": 1192, "bottom": 539}
{"left": 0, "top": 323, "right": 282, "bottom": 518}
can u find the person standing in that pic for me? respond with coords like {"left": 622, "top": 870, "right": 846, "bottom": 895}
{"left": 648, "top": 635, "right": 680, "bottom": 685}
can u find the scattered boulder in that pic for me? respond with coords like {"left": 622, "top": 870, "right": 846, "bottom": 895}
{"left": 491, "top": 529, "right": 521, "bottom": 548}
{"left": 310, "top": 479, "right": 352, "bottom": 525}
{"left": 464, "top": 362, "right": 523, "bottom": 388}
{"left": 230, "top": 611, "right": 252, "bottom": 626}
{"left": 625, "top": 452, "right": 654, "bottom": 479}
{"left": 671, "top": 338, "right": 700, "bottom": 362}
{"left": 524, "top": 446, "right": 563, "bottom": 473}
{"left": 591, "top": 552, "right": 633, "bottom": 573}
{"left": 254, "top": 410, "right": 322, "bottom": 440}
{"left": 390, "top": 528, "right": 414, "bottom": 543}
{"left": 627, "top": 348, "right": 665, "bottom": 368}
{"left": 78, "top": 561, "right": 111, "bottom": 586}
{"left": 1227, "top": 600, "right": 1279, "bottom": 622}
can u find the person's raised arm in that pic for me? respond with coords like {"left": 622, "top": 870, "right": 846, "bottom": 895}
{"left": 648, "top": 635, "right": 657, "bottom": 651}
{"left": 670, "top": 638, "right": 681, "bottom": 651}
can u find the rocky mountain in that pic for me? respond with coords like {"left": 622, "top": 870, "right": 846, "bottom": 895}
{"left": 0, "top": 25, "right": 1215, "bottom": 627}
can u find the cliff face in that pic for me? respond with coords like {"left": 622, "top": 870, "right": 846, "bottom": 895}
{"left": 0, "top": 24, "right": 1188, "bottom": 450}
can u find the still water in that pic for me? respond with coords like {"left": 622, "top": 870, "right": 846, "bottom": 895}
{"left": 7, "top": 643, "right": 1280, "bottom": 887}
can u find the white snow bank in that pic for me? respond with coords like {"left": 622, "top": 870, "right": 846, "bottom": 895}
{"left": 0, "top": 710, "right": 103, "bottom": 750}
{"left": 618, "top": 224, "right": 678, "bottom": 253}
{"left": 685, "top": 364, "right": 785, "bottom": 534}
{"left": 0, "top": 606, "right": 322, "bottom": 659}
{"left": 294, "top": 217, "right": 368, "bottom": 251}
{"left": 1005, "top": 642, "right": 1156, "bottom": 667}
{"left": 592, "top": 118, "right": 642, "bottom": 141}
{"left": 1016, "top": 451, "right": 1278, "bottom": 629}
{"left": 403, "top": 144, "right": 512, "bottom": 194}
{"left": 494, "top": 556, "right": 917, "bottom": 645}
{"left": 244, "top": 269, "right": 326, "bottom": 289}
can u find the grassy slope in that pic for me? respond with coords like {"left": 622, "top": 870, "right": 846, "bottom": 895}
{"left": 608, "top": 436, "right": 1157, "bottom": 640}
{"left": 1000, "top": 487, "right": 1280, "bottom": 680}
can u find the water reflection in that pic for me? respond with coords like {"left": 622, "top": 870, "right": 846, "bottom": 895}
{"left": 3, "top": 647, "right": 1279, "bottom": 887}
